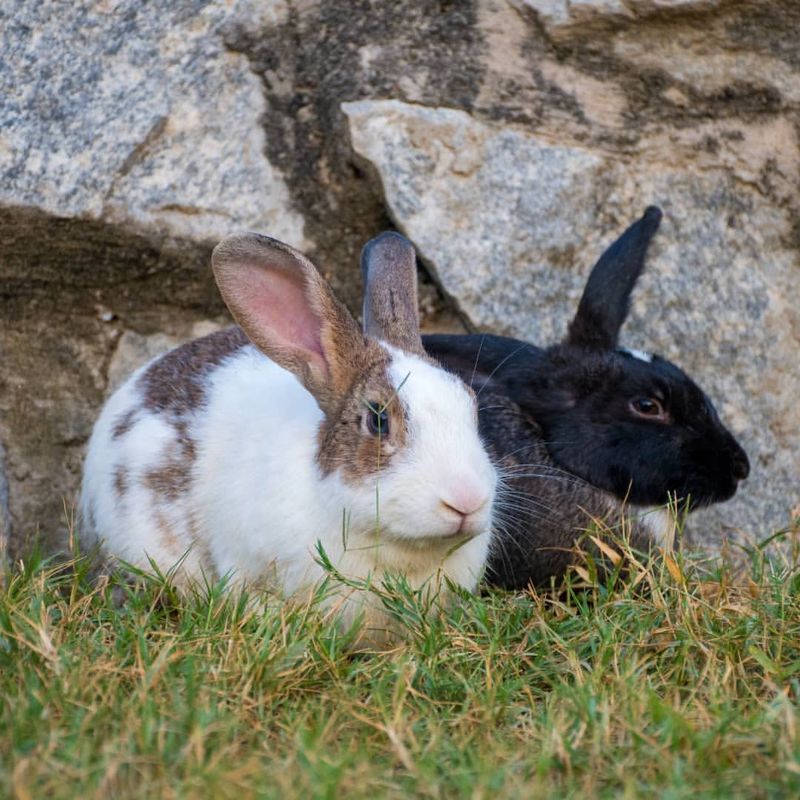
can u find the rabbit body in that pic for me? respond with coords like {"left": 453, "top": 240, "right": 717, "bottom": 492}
{"left": 468, "top": 378, "right": 660, "bottom": 589}
{"left": 424, "top": 207, "right": 749, "bottom": 590}
{"left": 81, "top": 233, "right": 496, "bottom": 638}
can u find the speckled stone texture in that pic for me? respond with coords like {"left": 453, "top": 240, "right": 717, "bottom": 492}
{"left": 344, "top": 98, "right": 798, "bottom": 544}
{"left": 1, "top": 0, "right": 798, "bottom": 553}
{"left": 0, "top": 0, "right": 303, "bottom": 553}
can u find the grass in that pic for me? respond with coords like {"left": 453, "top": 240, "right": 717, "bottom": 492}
{"left": 2, "top": 529, "right": 800, "bottom": 799}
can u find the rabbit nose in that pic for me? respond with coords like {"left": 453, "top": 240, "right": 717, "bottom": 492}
{"left": 440, "top": 483, "right": 490, "bottom": 520}
{"left": 732, "top": 448, "right": 750, "bottom": 481}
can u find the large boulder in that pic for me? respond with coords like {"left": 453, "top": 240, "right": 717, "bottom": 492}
{"left": 342, "top": 0, "right": 800, "bottom": 548}
{"left": 1, "top": 0, "right": 305, "bottom": 245}
{"left": 2, "top": 0, "right": 797, "bottom": 554}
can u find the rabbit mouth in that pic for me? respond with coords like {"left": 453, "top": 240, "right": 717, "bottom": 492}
{"left": 380, "top": 525, "right": 487, "bottom": 549}
{"left": 673, "top": 478, "right": 743, "bottom": 510}
{"left": 442, "top": 524, "right": 482, "bottom": 541}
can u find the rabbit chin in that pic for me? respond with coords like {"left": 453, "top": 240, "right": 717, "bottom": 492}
{"left": 350, "top": 502, "right": 495, "bottom": 548}
{"left": 340, "top": 510, "right": 493, "bottom": 594}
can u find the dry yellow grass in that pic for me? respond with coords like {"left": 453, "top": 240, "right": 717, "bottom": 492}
{"left": 2, "top": 523, "right": 800, "bottom": 799}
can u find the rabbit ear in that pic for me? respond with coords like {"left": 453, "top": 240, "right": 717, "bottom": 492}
{"left": 566, "top": 206, "right": 662, "bottom": 350}
{"left": 212, "top": 233, "right": 365, "bottom": 411}
{"left": 360, "top": 232, "right": 425, "bottom": 355}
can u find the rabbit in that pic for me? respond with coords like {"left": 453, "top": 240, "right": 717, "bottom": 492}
{"left": 423, "top": 206, "right": 750, "bottom": 590}
{"left": 80, "top": 231, "right": 497, "bottom": 642}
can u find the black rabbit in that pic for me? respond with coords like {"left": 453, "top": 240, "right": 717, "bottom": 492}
{"left": 424, "top": 207, "right": 750, "bottom": 589}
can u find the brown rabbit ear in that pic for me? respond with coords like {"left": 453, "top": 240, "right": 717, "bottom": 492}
{"left": 212, "top": 233, "right": 366, "bottom": 411}
{"left": 360, "top": 232, "right": 425, "bottom": 356}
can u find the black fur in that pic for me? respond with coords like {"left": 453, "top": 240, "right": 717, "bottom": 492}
{"left": 471, "top": 387, "right": 655, "bottom": 589}
{"left": 568, "top": 205, "right": 662, "bottom": 350}
{"left": 424, "top": 207, "right": 749, "bottom": 590}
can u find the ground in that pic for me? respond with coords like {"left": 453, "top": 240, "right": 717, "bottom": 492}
{"left": 2, "top": 527, "right": 800, "bottom": 799}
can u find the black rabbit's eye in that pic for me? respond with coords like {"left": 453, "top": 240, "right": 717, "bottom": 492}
{"left": 630, "top": 397, "right": 666, "bottom": 420}
{"left": 365, "top": 403, "right": 390, "bottom": 437}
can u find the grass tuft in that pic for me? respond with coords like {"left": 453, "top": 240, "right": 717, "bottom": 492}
{"left": 2, "top": 535, "right": 800, "bottom": 798}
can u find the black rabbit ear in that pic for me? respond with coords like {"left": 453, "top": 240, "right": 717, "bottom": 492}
{"left": 566, "top": 206, "right": 662, "bottom": 350}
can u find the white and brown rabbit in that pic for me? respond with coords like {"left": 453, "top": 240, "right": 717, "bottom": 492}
{"left": 424, "top": 207, "right": 749, "bottom": 590}
{"left": 80, "top": 231, "right": 496, "bottom": 640}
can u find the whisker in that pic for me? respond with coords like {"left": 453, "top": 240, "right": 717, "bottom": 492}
{"left": 497, "top": 466, "right": 593, "bottom": 488}
{"left": 498, "top": 472, "right": 591, "bottom": 489}
{"left": 499, "top": 461, "right": 594, "bottom": 482}
{"left": 469, "top": 334, "right": 487, "bottom": 391}
{"left": 474, "top": 343, "right": 530, "bottom": 400}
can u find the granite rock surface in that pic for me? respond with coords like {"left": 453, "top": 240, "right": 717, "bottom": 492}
{"left": 1, "top": 0, "right": 797, "bottom": 553}
{"left": 345, "top": 99, "right": 798, "bottom": 544}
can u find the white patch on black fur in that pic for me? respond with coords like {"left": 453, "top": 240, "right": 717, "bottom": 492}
{"left": 619, "top": 347, "right": 653, "bottom": 363}
{"left": 638, "top": 507, "right": 675, "bottom": 550}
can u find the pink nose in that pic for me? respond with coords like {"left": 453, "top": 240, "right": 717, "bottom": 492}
{"left": 440, "top": 481, "right": 490, "bottom": 519}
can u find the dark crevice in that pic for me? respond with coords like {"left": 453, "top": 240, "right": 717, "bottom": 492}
{"left": 220, "top": 0, "right": 485, "bottom": 319}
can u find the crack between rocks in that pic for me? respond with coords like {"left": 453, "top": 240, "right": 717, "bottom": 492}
{"left": 154, "top": 203, "right": 233, "bottom": 218}
{"left": 218, "top": 10, "right": 312, "bottom": 249}
{"left": 100, "top": 115, "right": 170, "bottom": 211}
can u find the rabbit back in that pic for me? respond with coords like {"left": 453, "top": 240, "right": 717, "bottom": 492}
{"left": 79, "top": 328, "right": 316, "bottom": 584}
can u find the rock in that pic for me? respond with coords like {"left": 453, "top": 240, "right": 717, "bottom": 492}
{"left": 345, "top": 98, "right": 800, "bottom": 545}
{"left": 519, "top": 0, "right": 731, "bottom": 40}
{"left": 0, "top": 0, "right": 305, "bottom": 247}
{"left": 3, "top": 0, "right": 799, "bottom": 556}
{"left": 0, "top": 443, "right": 10, "bottom": 567}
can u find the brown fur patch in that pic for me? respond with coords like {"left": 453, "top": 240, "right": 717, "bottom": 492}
{"left": 314, "top": 289, "right": 373, "bottom": 411}
{"left": 143, "top": 427, "right": 196, "bottom": 501}
{"left": 153, "top": 508, "right": 183, "bottom": 561}
{"left": 140, "top": 326, "right": 249, "bottom": 415}
{"left": 316, "top": 341, "right": 410, "bottom": 483}
{"left": 136, "top": 329, "right": 237, "bottom": 503}
{"left": 361, "top": 232, "right": 426, "bottom": 357}
{"left": 112, "top": 408, "right": 138, "bottom": 439}
{"left": 113, "top": 466, "right": 129, "bottom": 497}
{"left": 186, "top": 509, "right": 216, "bottom": 577}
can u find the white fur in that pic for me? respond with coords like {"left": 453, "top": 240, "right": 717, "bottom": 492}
{"left": 81, "top": 340, "right": 496, "bottom": 635}
{"left": 620, "top": 347, "right": 653, "bottom": 363}
{"left": 80, "top": 363, "right": 209, "bottom": 577}
{"left": 637, "top": 506, "right": 676, "bottom": 550}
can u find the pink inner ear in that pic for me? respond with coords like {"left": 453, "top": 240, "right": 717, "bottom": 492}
{"left": 227, "top": 261, "right": 327, "bottom": 371}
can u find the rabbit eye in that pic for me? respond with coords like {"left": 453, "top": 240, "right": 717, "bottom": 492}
{"left": 630, "top": 397, "right": 666, "bottom": 420}
{"left": 365, "top": 402, "right": 390, "bottom": 437}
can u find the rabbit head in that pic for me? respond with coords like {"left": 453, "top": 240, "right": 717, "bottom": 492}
{"left": 428, "top": 207, "right": 749, "bottom": 511}
{"left": 212, "top": 232, "right": 496, "bottom": 549}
